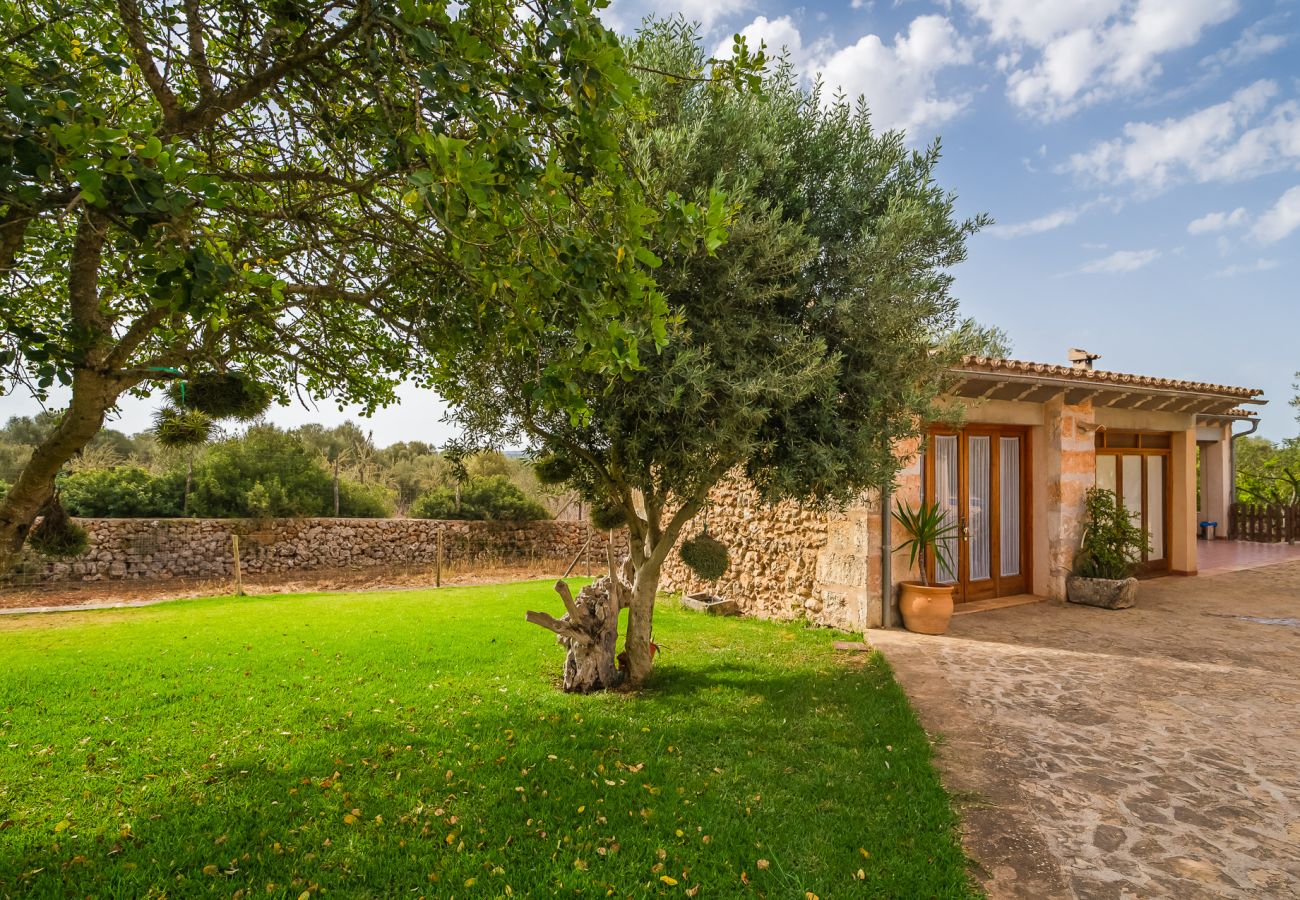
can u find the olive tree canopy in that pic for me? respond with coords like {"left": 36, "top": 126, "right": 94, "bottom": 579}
{"left": 445, "top": 21, "right": 994, "bottom": 689}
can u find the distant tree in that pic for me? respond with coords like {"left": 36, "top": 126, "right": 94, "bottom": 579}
{"left": 446, "top": 22, "right": 987, "bottom": 689}
{"left": 1, "top": 0, "right": 730, "bottom": 560}
{"left": 1292, "top": 372, "right": 1299, "bottom": 425}
{"left": 1235, "top": 435, "right": 1300, "bottom": 505}
{"left": 294, "top": 423, "right": 374, "bottom": 516}
{"left": 411, "top": 476, "right": 548, "bottom": 521}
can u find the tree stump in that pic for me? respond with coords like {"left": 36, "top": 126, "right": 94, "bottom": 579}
{"left": 526, "top": 577, "right": 622, "bottom": 693}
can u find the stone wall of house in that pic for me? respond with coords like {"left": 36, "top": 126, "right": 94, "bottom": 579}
{"left": 24, "top": 518, "right": 622, "bottom": 583}
{"left": 659, "top": 478, "right": 882, "bottom": 631}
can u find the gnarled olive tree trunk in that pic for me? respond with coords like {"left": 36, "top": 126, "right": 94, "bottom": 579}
{"left": 526, "top": 490, "right": 708, "bottom": 692}
{"left": 0, "top": 371, "right": 123, "bottom": 564}
{"left": 527, "top": 577, "right": 623, "bottom": 692}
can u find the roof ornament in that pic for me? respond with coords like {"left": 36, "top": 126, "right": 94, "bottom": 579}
{"left": 1068, "top": 348, "right": 1102, "bottom": 371}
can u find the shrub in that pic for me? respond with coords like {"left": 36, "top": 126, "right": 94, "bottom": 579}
{"left": 532, "top": 453, "right": 576, "bottom": 486}
{"left": 338, "top": 479, "right": 393, "bottom": 518}
{"left": 59, "top": 467, "right": 185, "bottom": 518}
{"left": 169, "top": 371, "right": 272, "bottom": 420}
{"left": 188, "top": 427, "right": 334, "bottom": 518}
{"left": 411, "top": 476, "right": 549, "bottom": 521}
{"left": 589, "top": 502, "right": 626, "bottom": 530}
{"left": 1074, "top": 488, "right": 1150, "bottom": 580}
{"left": 28, "top": 496, "right": 89, "bottom": 559}
{"left": 678, "top": 532, "right": 729, "bottom": 581}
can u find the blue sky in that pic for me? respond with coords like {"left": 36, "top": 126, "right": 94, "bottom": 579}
{"left": 3, "top": 0, "right": 1297, "bottom": 443}
{"left": 650, "top": 0, "right": 1298, "bottom": 438}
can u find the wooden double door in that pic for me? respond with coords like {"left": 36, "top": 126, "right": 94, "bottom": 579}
{"left": 924, "top": 426, "right": 1031, "bottom": 602}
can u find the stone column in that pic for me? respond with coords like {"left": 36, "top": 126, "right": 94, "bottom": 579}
{"left": 1042, "top": 394, "right": 1097, "bottom": 601}
{"left": 1200, "top": 427, "right": 1232, "bottom": 539}
{"left": 885, "top": 436, "right": 925, "bottom": 623}
{"left": 815, "top": 498, "right": 878, "bottom": 630}
{"left": 1170, "top": 426, "right": 1199, "bottom": 575}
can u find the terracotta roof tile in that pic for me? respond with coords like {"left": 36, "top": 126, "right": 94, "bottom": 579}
{"left": 956, "top": 356, "right": 1264, "bottom": 400}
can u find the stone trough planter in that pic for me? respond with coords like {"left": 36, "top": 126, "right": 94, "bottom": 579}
{"left": 681, "top": 592, "right": 740, "bottom": 616}
{"left": 1067, "top": 575, "right": 1139, "bottom": 609}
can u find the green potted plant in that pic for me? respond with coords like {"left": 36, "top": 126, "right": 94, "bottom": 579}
{"left": 1068, "top": 487, "right": 1151, "bottom": 609}
{"left": 892, "top": 499, "right": 960, "bottom": 634}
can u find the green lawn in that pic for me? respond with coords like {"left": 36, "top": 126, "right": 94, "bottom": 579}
{"left": 0, "top": 580, "right": 976, "bottom": 899}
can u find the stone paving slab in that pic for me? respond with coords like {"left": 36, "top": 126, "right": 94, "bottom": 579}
{"left": 872, "top": 561, "right": 1300, "bottom": 899}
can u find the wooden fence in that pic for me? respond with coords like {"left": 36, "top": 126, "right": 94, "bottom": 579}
{"left": 1229, "top": 502, "right": 1300, "bottom": 543}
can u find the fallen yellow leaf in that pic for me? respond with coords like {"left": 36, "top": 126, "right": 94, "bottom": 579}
{"left": 660, "top": 875, "right": 678, "bottom": 885}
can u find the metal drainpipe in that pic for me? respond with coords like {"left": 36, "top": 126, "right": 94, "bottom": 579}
{"left": 1229, "top": 418, "right": 1261, "bottom": 529}
{"left": 881, "top": 482, "right": 893, "bottom": 629}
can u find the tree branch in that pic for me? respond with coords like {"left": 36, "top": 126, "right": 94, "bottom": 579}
{"left": 182, "top": 0, "right": 216, "bottom": 98}
{"left": 0, "top": 207, "right": 31, "bottom": 278}
{"left": 172, "top": 11, "right": 367, "bottom": 137}
{"left": 524, "top": 610, "right": 590, "bottom": 644}
{"left": 116, "top": 0, "right": 183, "bottom": 130}
{"left": 554, "top": 579, "right": 593, "bottom": 630}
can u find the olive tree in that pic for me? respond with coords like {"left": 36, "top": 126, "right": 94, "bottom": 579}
{"left": 445, "top": 21, "right": 990, "bottom": 690}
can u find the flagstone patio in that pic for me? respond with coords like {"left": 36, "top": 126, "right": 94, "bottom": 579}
{"left": 871, "top": 560, "right": 1300, "bottom": 900}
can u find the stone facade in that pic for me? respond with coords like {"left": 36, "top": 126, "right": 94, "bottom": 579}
{"left": 659, "top": 478, "right": 882, "bottom": 631}
{"left": 1043, "top": 396, "right": 1097, "bottom": 600}
{"left": 22, "top": 518, "right": 621, "bottom": 583}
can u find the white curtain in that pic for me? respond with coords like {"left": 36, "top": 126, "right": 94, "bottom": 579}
{"left": 934, "top": 435, "right": 959, "bottom": 584}
{"left": 1000, "top": 437, "right": 1021, "bottom": 578}
{"left": 968, "top": 436, "right": 991, "bottom": 582}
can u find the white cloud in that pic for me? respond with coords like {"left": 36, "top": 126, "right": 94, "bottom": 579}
{"left": 960, "top": 0, "right": 1240, "bottom": 119}
{"left": 1201, "top": 19, "right": 1291, "bottom": 71}
{"left": 714, "top": 15, "right": 811, "bottom": 72}
{"left": 813, "top": 15, "right": 973, "bottom": 134}
{"left": 987, "top": 206, "right": 1081, "bottom": 238}
{"left": 1079, "top": 248, "right": 1161, "bottom": 274}
{"left": 1063, "top": 80, "right": 1300, "bottom": 191}
{"left": 603, "top": 0, "right": 752, "bottom": 33}
{"left": 1251, "top": 185, "right": 1300, "bottom": 244}
{"left": 987, "top": 196, "right": 1114, "bottom": 238}
{"left": 1188, "top": 207, "right": 1248, "bottom": 234}
{"left": 1213, "top": 258, "right": 1280, "bottom": 277}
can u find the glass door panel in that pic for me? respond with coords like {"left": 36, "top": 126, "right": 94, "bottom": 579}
{"left": 1121, "top": 455, "right": 1143, "bottom": 524}
{"left": 968, "top": 436, "right": 991, "bottom": 582}
{"left": 1147, "top": 456, "right": 1165, "bottom": 561}
{"left": 933, "top": 435, "right": 959, "bottom": 584}
{"left": 1000, "top": 437, "right": 1021, "bottom": 577}
{"left": 1095, "top": 454, "right": 1117, "bottom": 495}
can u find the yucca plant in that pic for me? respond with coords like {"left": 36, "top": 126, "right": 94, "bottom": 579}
{"left": 892, "top": 499, "right": 959, "bottom": 587}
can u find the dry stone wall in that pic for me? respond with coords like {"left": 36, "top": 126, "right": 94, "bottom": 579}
{"left": 659, "top": 478, "right": 883, "bottom": 632}
{"left": 24, "top": 518, "right": 622, "bottom": 583}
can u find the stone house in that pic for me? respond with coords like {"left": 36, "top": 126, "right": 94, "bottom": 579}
{"left": 660, "top": 351, "right": 1266, "bottom": 631}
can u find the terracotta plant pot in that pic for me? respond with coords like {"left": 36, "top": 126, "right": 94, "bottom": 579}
{"left": 898, "top": 582, "right": 956, "bottom": 635}
{"left": 1067, "top": 575, "right": 1138, "bottom": 609}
